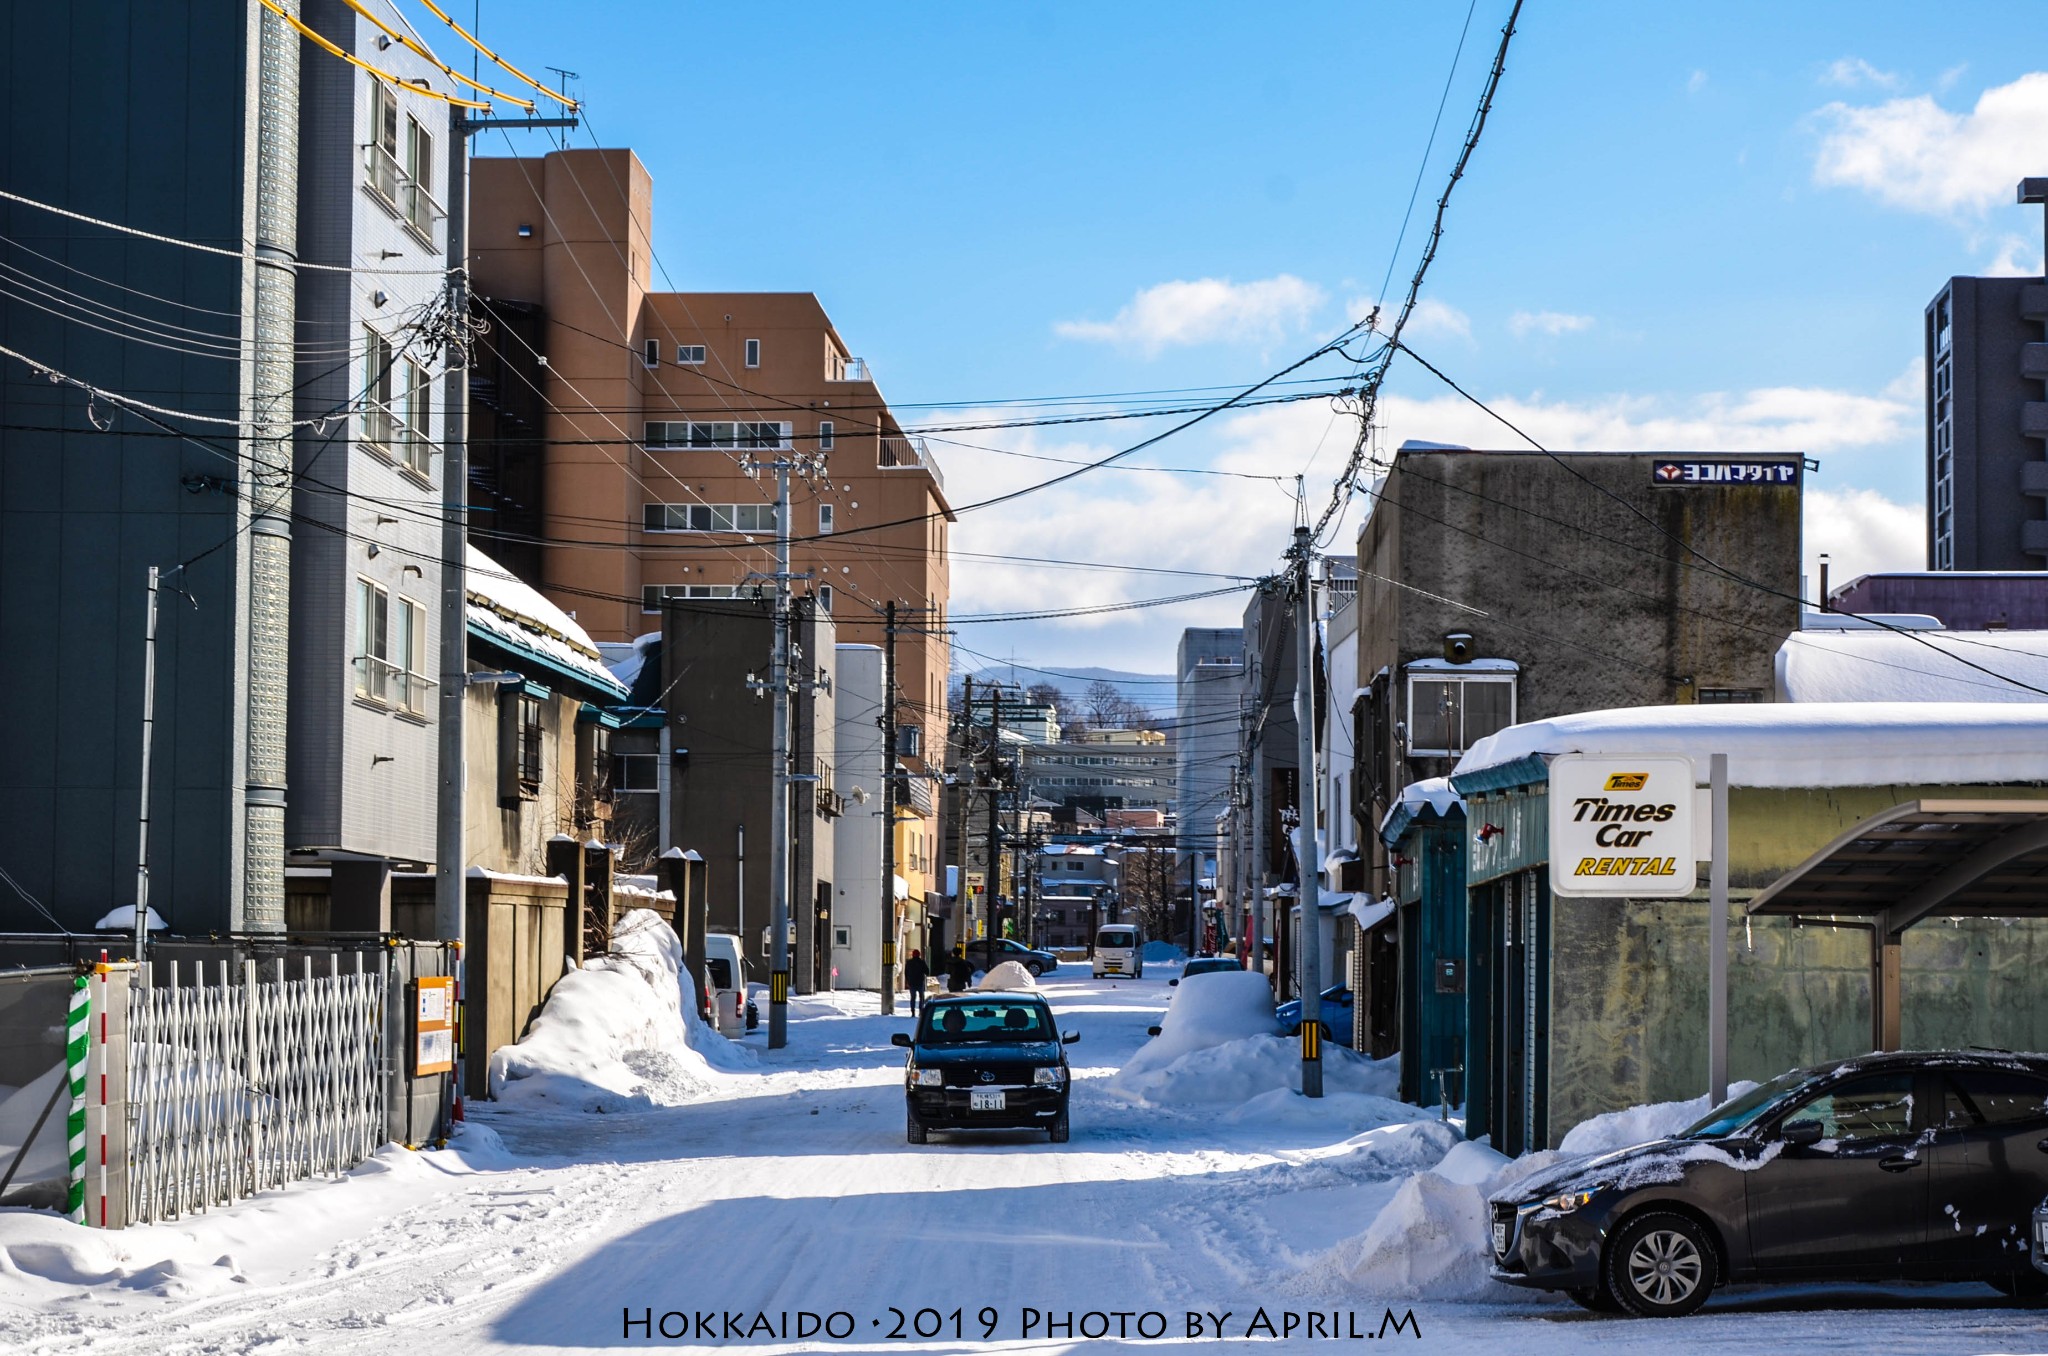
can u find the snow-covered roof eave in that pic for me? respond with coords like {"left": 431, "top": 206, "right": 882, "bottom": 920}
{"left": 465, "top": 546, "right": 629, "bottom": 703}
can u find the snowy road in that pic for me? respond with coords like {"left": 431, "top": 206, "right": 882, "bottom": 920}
{"left": 5, "top": 966, "right": 2048, "bottom": 1353}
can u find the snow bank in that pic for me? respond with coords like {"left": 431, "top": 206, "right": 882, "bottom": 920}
{"left": 92, "top": 905, "right": 167, "bottom": 931}
{"left": 1115, "top": 1034, "right": 1409, "bottom": 1110}
{"left": 1556, "top": 1081, "right": 1755, "bottom": 1156}
{"left": 1117, "top": 971, "right": 1277, "bottom": 1083}
{"left": 975, "top": 960, "right": 1038, "bottom": 991}
{"left": 1140, "top": 940, "right": 1184, "bottom": 962}
{"left": 488, "top": 909, "right": 753, "bottom": 1111}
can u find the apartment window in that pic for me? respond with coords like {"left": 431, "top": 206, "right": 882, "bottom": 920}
{"left": 818, "top": 504, "right": 835, "bottom": 534}
{"left": 353, "top": 578, "right": 390, "bottom": 702}
{"left": 645, "top": 420, "right": 792, "bottom": 450}
{"left": 362, "top": 327, "right": 395, "bottom": 450}
{"left": 1696, "top": 688, "right": 1762, "bottom": 704}
{"left": 642, "top": 502, "right": 777, "bottom": 532}
{"left": 744, "top": 338, "right": 761, "bottom": 368}
{"left": 834, "top": 926, "right": 852, "bottom": 949}
{"left": 643, "top": 338, "right": 660, "bottom": 367}
{"left": 402, "top": 114, "right": 436, "bottom": 239}
{"left": 395, "top": 597, "right": 428, "bottom": 715}
{"left": 641, "top": 583, "right": 766, "bottom": 611}
{"left": 1405, "top": 671, "right": 1515, "bottom": 758}
{"left": 400, "top": 358, "right": 432, "bottom": 475}
{"left": 817, "top": 584, "right": 833, "bottom": 614}
{"left": 612, "top": 752, "right": 659, "bottom": 793}
{"left": 366, "top": 83, "right": 400, "bottom": 204}
{"left": 818, "top": 420, "right": 834, "bottom": 451}
{"left": 676, "top": 344, "right": 706, "bottom": 365}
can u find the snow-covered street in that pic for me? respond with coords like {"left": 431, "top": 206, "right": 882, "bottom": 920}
{"left": 5, "top": 963, "right": 2048, "bottom": 1353}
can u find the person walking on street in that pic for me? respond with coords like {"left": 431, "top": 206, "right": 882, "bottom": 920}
{"left": 903, "top": 949, "right": 929, "bottom": 1015}
{"left": 946, "top": 947, "right": 973, "bottom": 993}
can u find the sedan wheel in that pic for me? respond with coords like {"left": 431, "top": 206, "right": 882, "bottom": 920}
{"left": 1026, "top": 962, "right": 1044, "bottom": 977}
{"left": 1606, "top": 1212, "right": 1714, "bottom": 1318}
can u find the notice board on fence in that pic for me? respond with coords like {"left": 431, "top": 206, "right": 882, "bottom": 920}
{"left": 411, "top": 975, "right": 455, "bottom": 1075}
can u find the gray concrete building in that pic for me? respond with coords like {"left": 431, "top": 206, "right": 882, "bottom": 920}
{"left": 1175, "top": 628, "right": 1244, "bottom": 881}
{"left": 0, "top": 0, "right": 449, "bottom": 934}
{"left": 1925, "top": 275, "right": 2048, "bottom": 570}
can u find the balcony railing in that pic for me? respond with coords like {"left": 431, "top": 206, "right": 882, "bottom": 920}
{"left": 364, "top": 142, "right": 401, "bottom": 208}
{"left": 878, "top": 435, "right": 944, "bottom": 492}
{"left": 362, "top": 143, "right": 443, "bottom": 245}
{"left": 352, "top": 655, "right": 434, "bottom": 715}
{"left": 828, "top": 356, "right": 871, "bottom": 382}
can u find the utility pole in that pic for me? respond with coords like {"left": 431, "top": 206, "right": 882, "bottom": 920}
{"left": 986, "top": 684, "right": 1002, "bottom": 941}
{"left": 880, "top": 600, "right": 898, "bottom": 1014}
{"left": 1189, "top": 853, "right": 1200, "bottom": 956}
{"left": 765, "top": 457, "right": 795, "bottom": 1046}
{"left": 1249, "top": 712, "right": 1267, "bottom": 981}
{"left": 134, "top": 565, "right": 167, "bottom": 963}
{"left": 960, "top": 674, "right": 973, "bottom": 949}
{"left": 439, "top": 108, "right": 577, "bottom": 943}
{"left": 1292, "top": 525, "right": 1324, "bottom": 1098}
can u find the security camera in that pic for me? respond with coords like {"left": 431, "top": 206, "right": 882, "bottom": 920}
{"left": 1443, "top": 632, "right": 1474, "bottom": 664}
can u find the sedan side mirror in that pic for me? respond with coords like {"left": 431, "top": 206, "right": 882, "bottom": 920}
{"left": 1168, "top": 978, "right": 1179, "bottom": 987}
{"left": 889, "top": 1032, "right": 912, "bottom": 1048}
{"left": 1781, "top": 1118, "right": 1824, "bottom": 1147}
{"left": 1146, "top": 1025, "right": 1162, "bottom": 1037}
{"left": 1062, "top": 1031, "right": 1080, "bottom": 1044}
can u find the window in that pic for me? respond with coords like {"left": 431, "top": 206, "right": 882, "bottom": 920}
{"left": 676, "top": 344, "right": 706, "bottom": 365}
{"left": 642, "top": 502, "right": 777, "bottom": 533}
{"left": 818, "top": 420, "right": 834, "bottom": 451}
{"left": 362, "top": 327, "right": 395, "bottom": 450}
{"left": 817, "top": 584, "right": 833, "bottom": 614}
{"left": 645, "top": 421, "right": 791, "bottom": 450}
{"left": 818, "top": 504, "right": 835, "bottom": 534}
{"left": 612, "top": 752, "right": 659, "bottom": 793}
{"left": 1696, "top": 688, "right": 1761, "bottom": 704}
{"left": 833, "top": 926, "right": 852, "bottom": 949}
{"left": 1941, "top": 1071, "right": 2048, "bottom": 1129}
{"left": 402, "top": 114, "right": 436, "bottom": 238}
{"left": 641, "top": 583, "right": 766, "bottom": 611}
{"left": 400, "top": 358, "right": 432, "bottom": 475}
{"left": 516, "top": 694, "right": 543, "bottom": 794}
{"left": 1405, "top": 671, "right": 1515, "bottom": 757}
{"left": 643, "top": 338, "right": 660, "bottom": 367}
{"left": 1788, "top": 1073, "right": 1914, "bottom": 1141}
{"left": 395, "top": 597, "right": 428, "bottom": 715}
{"left": 744, "top": 338, "right": 761, "bottom": 368}
{"left": 366, "top": 83, "right": 400, "bottom": 204}
{"left": 353, "top": 578, "right": 390, "bottom": 702}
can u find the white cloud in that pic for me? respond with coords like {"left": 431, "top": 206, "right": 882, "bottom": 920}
{"left": 1881, "top": 356, "right": 1923, "bottom": 403}
{"left": 1820, "top": 56, "right": 1902, "bottom": 90}
{"left": 1804, "top": 487, "right": 1926, "bottom": 580}
{"left": 1053, "top": 275, "right": 1325, "bottom": 354}
{"left": 1812, "top": 71, "right": 2048, "bottom": 217}
{"left": 1985, "top": 233, "right": 2044, "bottom": 276}
{"left": 1687, "top": 70, "right": 1708, "bottom": 96}
{"left": 1404, "top": 298, "right": 1472, "bottom": 343}
{"left": 1507, "top": 310, "right": 1594, "bottom": 339}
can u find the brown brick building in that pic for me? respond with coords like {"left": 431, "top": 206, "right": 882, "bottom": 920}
{"left": 467, "top": 147, "right": 952, "bottom": 900}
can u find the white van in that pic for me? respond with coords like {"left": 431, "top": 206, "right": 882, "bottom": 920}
{"left": 1093, "top": 925, "right": 1144, "bottom": 979}
{"left": 702, "top": 933, "right": 751, "bottom": 1038}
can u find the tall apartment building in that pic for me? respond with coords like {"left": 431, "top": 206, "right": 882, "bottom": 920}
{"left": 1925, "top": 274, "right": 2048, "bottom": 569}
{"left": 466, "top": 147, "right": 952, "bottom": 906}
{"left": 1175, "top": 629, "right": 1244, "bottom": 879}
{"left": 0, "top": 0, "right": 450, "bottom": 933}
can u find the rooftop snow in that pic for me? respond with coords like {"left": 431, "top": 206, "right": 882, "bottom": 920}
{"left": 1452, "top": 702, "right": 2048, "bottom": 790}
{"left": 467, "top": 546, "right": 627, "bottom": 701}
{"left": 1776, "top": 629, "right": 2048, "bottom": 704}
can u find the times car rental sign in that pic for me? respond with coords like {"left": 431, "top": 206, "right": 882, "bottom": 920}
{"left": 1548, "top": 753, "right": 1697, "bottom": 897}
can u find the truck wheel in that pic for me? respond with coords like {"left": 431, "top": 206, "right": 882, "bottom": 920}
{"left": 1605, "top": 1211, "right": 1715, "bottom": 1318}
{"left": 907, "top": 1109, "right": 928, "bottom": 1145}
{"left": 1048, "top": 1109, "right": 1070, "bottom": 1143}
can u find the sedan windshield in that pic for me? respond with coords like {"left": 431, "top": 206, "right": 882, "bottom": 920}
{"left": 1680, "top": 1068, "right": 1817, "bottom": 1139}
{"left": 920, "top": 1002, "right": 1054, "bottom": 1043}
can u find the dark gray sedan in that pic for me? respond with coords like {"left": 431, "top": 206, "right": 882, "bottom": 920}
{"left": 1492, "top": 1051, "right": 2048, "bottom": 1317}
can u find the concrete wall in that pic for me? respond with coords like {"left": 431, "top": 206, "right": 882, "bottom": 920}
{"left": 463, "top": 873, "right": 570, "bottom": 1101}
{"left": 831, "top": 645, "right": 884, "bottom": 989}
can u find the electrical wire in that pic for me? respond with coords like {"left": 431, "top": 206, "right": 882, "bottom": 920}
{"left": 341, "top": 0, "right": 534, "bottom": 109}
{"left": 259, "top": 0, "right": 491, "bottom": 110}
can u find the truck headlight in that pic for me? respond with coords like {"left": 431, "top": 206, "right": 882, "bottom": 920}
{"left": 913, "top": 1069, "right": 943, "bottom": 1087}
{"left": 1034, "top": 1066, "right": 1064, "bottom": 1086}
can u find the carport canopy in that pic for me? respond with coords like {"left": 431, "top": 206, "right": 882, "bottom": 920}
{"left": 1745, "top": 799, "right": 2048, "bottom": 1050}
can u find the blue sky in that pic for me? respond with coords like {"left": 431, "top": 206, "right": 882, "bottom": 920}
{"left": 463, "top": 1, "right": 2048, "bottom": 677}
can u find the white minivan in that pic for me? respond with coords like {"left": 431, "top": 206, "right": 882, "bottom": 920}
{"left": 1093, "top": 925, "right": 1144, "bottom": 979}
{"left": 702, "top": 932, "right": 751, "bottom": 1038}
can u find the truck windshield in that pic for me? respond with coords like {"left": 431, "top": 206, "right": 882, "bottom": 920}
{"left": 1097, "top": 930, "right": 1136, "bottom": 948}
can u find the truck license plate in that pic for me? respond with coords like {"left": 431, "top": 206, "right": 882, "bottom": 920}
{"left": 1105, "top": 964, "right": 1121, "bottom": 973}
{"left": 1492, "top": 1222, "right": 1509, "bottom": 1257}
{"left": 970, "top": 1090, "right": 1005, "bottom": 1112}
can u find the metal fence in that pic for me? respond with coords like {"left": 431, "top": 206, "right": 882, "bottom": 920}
{"left": 126, "top": 954, "right": 386, "bottom": 1224}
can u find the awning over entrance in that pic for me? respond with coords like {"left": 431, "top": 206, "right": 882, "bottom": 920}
{"left": 1746, "top": 799, "right": 2048, "bottom": 1050}
{"left": 1746, "top": 800, "right": 2048, "bottom": 929}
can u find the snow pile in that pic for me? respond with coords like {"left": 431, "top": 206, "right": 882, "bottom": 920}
{"left": 1140, "top": 940, "right": 1185, "bottom": 962}
{"left": 1118, "top": 971, "right": 1277, "bottom": 1081}
{"left": 1556, "top": 1081, "right": 1755, "bottom": 1155}
{"left": 975, "top": 960, "right": 1038, "bottom": 991}
{"left": 93, "top": 905, "right": 167, "bottom": 931}
{"left": 488, "top": 909, "right": 752, "bottom": 1111}
{"left": 1119, "top": 1037, "right": 1410, "bottom": 1112}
